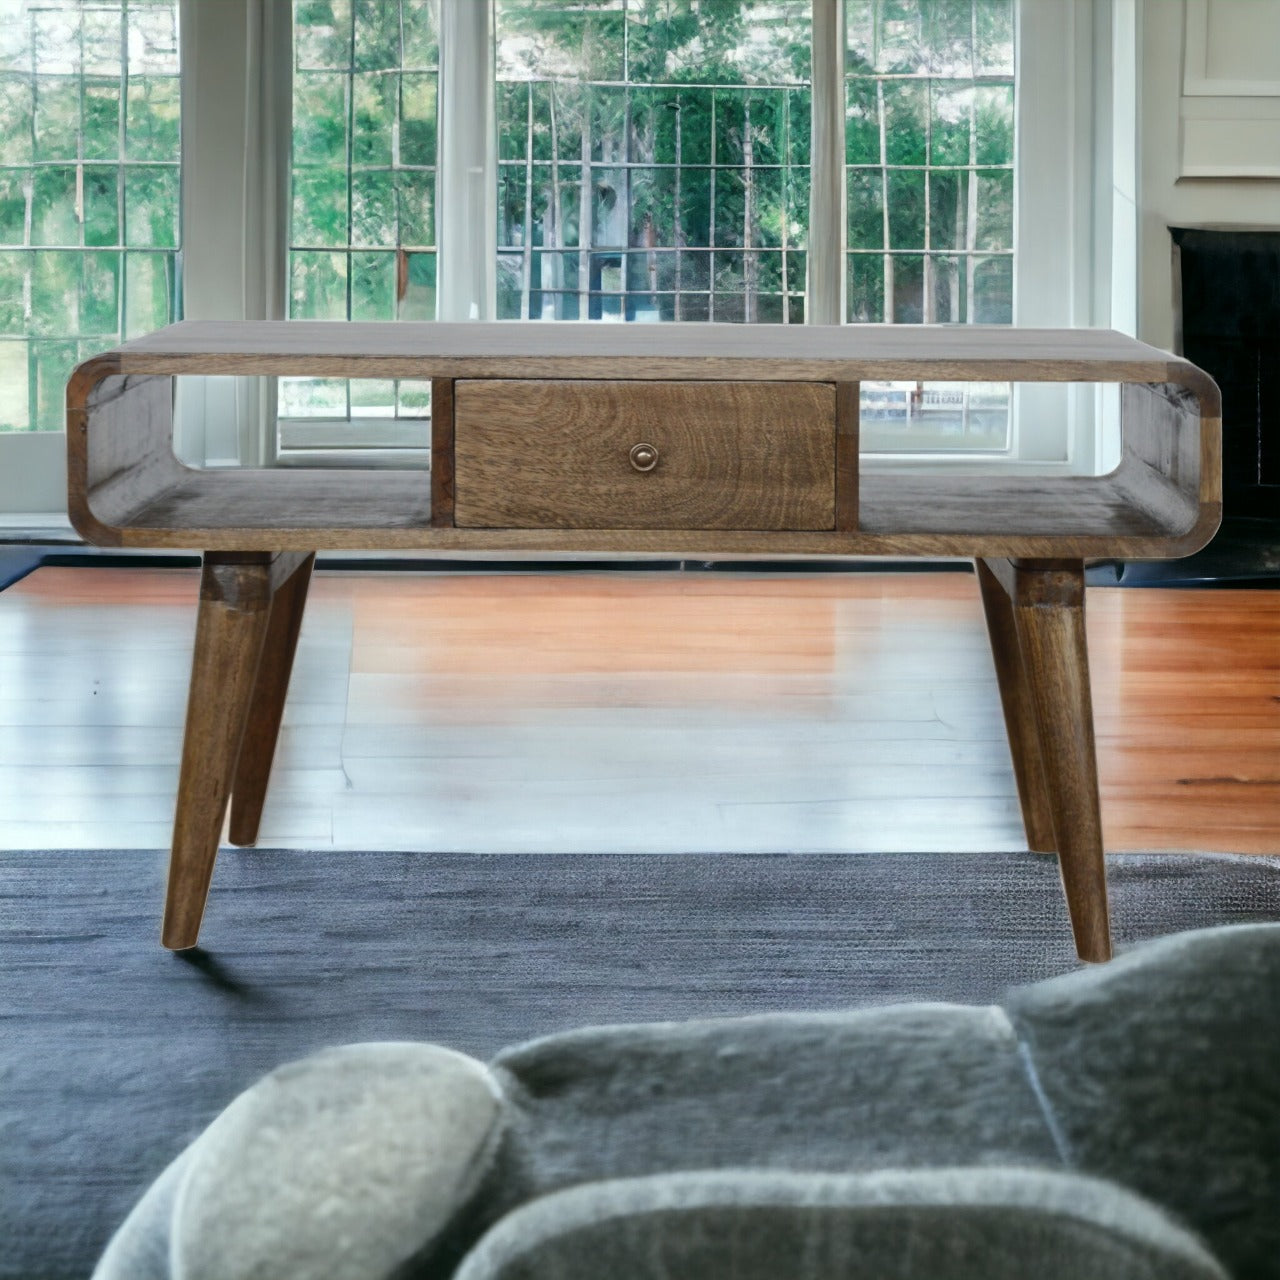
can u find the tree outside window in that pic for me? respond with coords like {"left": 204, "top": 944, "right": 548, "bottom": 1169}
{"left": 0, "top": 0, "right": 180, "bottom": 433}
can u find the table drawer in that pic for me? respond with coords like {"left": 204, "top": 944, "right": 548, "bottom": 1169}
{"left": 452, "top": 379, "right": 838, "bottom": 530}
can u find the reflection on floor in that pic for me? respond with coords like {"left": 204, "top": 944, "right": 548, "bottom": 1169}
{"left": 0, "top": 566, "right": 1276, "bottom": 854}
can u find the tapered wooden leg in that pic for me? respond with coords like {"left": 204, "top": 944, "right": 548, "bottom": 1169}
{"left": 162, "top": 556, "right": 279, "bottom": 950}
{"left": 228, "top": 553, "right": 315, "bottom": 847}
{"left": 1004, "top": 559, "right": 1112, "bottom": 963}
{"left": 975, "top": 558, "right": 1056, "bottom": 853}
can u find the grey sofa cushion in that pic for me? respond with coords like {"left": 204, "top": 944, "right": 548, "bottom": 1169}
{"left": 453, "top": 1169, "right": 1230, "bottom": 1280}
{"left": 91, "top": 926, "right": 1280, "bottom": 1280}
{"left": 93, "top": 1042, "right": 505, "bottom": 1280}
{"left": 491, "top": 1005, "right": 1061, "bottom": 1208}
{"left": 1004, "top": 924, "right": 1280, "bottom": 1280}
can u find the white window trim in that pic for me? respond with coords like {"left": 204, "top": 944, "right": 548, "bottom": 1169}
{"left": 175, "top": 0, "right": 290, "bottom": 468}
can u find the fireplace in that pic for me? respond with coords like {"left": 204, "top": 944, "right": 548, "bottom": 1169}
{"left": 1108, "top": 228, "right": 1280, "bottom": 584}
{"left": 1174, "top": 229, "right": 1280, "bottom": 513}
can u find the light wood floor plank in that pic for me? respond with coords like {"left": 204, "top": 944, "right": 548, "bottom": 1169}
{"left": 0, "top": 566, "right": 1274, "bottom": 854}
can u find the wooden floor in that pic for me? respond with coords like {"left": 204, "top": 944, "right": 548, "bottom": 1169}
{"left": 0, "top": 565, "right": 1276, "bottom": 854}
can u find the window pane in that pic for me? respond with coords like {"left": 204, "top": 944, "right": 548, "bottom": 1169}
{"left": 846, "top": 252, "right": 884, "bottom": 323}
{"left": 124, "top": 250, "right": 174, "bottom": 336}
{"left": 886, "top": 170, "right": 925, "bottom": 251}
{"left": 83, "top": 83, "right": 121, "bottom": 160}
{"left": 290, "top": 249, "right": 348, "bottom": 320}
{"left": 0, "top": 170, "right": 27, "bottom": 245}
{"left": 295, "top": 0, "right": 352, "bottom": 71}
{"left": 0, "top": 0, "right": 180, "bottom": 433}
{"left": 125, "top": 165, "right": 180, "bottom": 247}
{"left": 349, "top": 377, "right": 395, "bottom": 417}
{"left": 847, "top": 170, "right": 883, "bottom": 249}
{"left": 292, "top": 72, "right": 348, "bottom": 166}
{"left": 350, "top": 250, "right": 395, "bottom": 321}
{"left": 398, "top": 251, "right": 435, "bottom": 321}
{"left": 280, "top": 376, "right": 347, "bottom": 419}
{"left": 495, "top": 0, "right": 811, "bottom": 325}
{"left": 846, "top": 0, "right": 1015, "bottom": 453}
{"left": 125, "top": 75, "right": 180, "bottom": 161}
{"left": 351, "top": 169, "right": 395, "bottom": 247}
{"left": 32, "top": 167, "right": 79, "bottom": 245}
{"left": 81, "top": 250, "right": 122, "bottom": 335}
{"left": 289, "top": 0, "right": 438, "bottom": 425}
{"left": 860, "top": 380, "right": 1012, "bottom": 451}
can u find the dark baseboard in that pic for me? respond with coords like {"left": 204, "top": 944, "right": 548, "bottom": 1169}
{"left": 1088, "top": 519, "right": 1280, "bottom": 589}
{"left": 5, "top": 541, "right": 1275, "bottom": 589}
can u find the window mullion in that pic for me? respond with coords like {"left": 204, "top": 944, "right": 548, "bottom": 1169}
{"left": 809, "top": 0, "right": 846, "bottom": 325}
{"left": 436, "top": 0, "right": 496, "bottom": 321}
{"left": 177, "top": 0, "right": 289, "bottom": 466}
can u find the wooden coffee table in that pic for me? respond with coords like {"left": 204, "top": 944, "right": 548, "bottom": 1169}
{"left": 66, "top": 322, "right": 1221, "bottom": 959}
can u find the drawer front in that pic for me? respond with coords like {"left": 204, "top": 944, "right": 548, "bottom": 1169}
{"left": 452, "top": 379, "right": 837, "bottom": 530}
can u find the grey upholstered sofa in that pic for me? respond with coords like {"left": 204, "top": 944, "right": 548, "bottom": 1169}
{"left": 94, "top": 924, "right": 1280, "bottom": 1280}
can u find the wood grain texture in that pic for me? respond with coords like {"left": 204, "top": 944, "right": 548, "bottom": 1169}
{"left": 975, "top": 558, "right": 1056, "bottom": 853}
{"left": 76, "top": 470, "right": 1215, "bottom": 559}
{"left": 1006, "top": 559, "right": 1111, "bottom": 963}
{"left": 65, "top": 354, "right": 124, "bottom": 546}
{"left": 454, "top": 380, "right": 836, "bottom": 531}
{"left": 163, "top": 556, "right": 275, "bottom": 949}
{"left": 66, "top": 325, "right": 1220, "bottom": 560}
{"left": 101, "top": 319, "right": 1183, "bottom": 380}
{"left": 835, "top": 382, "right": 859, "bottom": 531}
{"left": 430, "top": 376, "right": 455, "bottom": 527}
{"left": 67, "top": 366, "right": 187, "bottom": 547}
{"left": 228, "top": 553, "right": 316, "bottom": 847}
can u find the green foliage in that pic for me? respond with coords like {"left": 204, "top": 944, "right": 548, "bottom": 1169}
{"left": 399, "top": 75, "right": 437, "bottom": 166}
{"left": 34, "top": 78, "right": 81, "bottom": 161}
{"left": 353, "top": 73, "right": 397, "bottom": 165}
{"left": 350, "top": 250, "right": 394, "bottom": 321}
{"left": 125, "top": 77, "right": 179, "bottom": 161}
{"left": 0, "top": 76, "right": 34, "bottom": 165}
{"left": 487, "top": 0, "right": 1010, "bottom": 323}
{"left": 0, "top": 171, "right": 28, "bottom": 245}
{"left": 492, "top": 1, "right": 816, "bottom": 321}
{"left": 83, "top": 83, "right": 121, "bottom": 161}
{"left": 32, "top": 167, "right": 78, "bottom": 245}
{"left": 352, "top": 169, "right": 395, "bottom": 246}
{"left": 293, "top": 169, "right": 348, "bottom": 248}
{"left": 0, "top": 0, "right": 179, "bottom": 431}
{"left": 296, "top": 0, "right": 353, "bottom": 70}
{"left": 126, "top": 167, "right": 180, "bottom": 248}
{"left": 294, "top": 73, "right": 348, "bottom": 166}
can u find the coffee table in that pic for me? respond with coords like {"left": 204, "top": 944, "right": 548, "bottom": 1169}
{"left": 66, "top": 321, "right": 1221, "bottom": 959}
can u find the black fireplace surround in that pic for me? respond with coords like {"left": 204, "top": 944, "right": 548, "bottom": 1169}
{"left": 1107, "top": 228, "right": 1279, "bottom": 584}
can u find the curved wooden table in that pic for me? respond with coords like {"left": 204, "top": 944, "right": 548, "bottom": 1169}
{"left": 66, "top": 322, "right": 1222, "bottom": 959}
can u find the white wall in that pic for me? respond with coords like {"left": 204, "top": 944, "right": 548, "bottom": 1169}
{"left": 1138, "top": 0, "right": 1280, "bottom": 353}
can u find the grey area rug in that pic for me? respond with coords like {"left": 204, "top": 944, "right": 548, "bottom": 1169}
{"left": 2, "top": 848, "right": 1278, "bottom": 1280}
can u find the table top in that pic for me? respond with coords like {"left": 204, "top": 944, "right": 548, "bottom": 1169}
{"left": 101, "top": 320, "right": 1200, "bottom": 386}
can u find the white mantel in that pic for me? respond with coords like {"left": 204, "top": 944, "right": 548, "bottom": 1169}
{"left": 1138, "top": 0, "right": 1280, "bottom": 351}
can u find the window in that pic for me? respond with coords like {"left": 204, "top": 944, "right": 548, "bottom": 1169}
{"left": 285, "top": 0, "right": 437, "bottom": 425}
{"left": 844, "top": 0, "right": 1015, "bottom": 451}
{"left": 845, "top": 0, "right": 1014, "bottom": 326}
{"left": 0, "top": 0, "right": 180, "bottom": 433}
{"left": 494, "top": 0, "right": 812, "bottom": 324}
{"left": 281, "top": 0, "right": 1023, "bottom": 460}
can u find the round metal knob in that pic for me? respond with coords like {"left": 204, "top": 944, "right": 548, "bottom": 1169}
{"left": 629, "top": 442, "right": 659, "bottom": 472}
